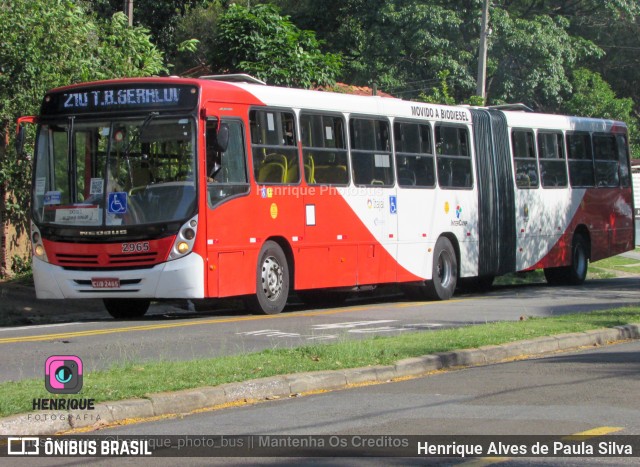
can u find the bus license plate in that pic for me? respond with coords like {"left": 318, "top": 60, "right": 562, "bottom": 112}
{"left": 91, "top": 278, "right": 120, "bottom": 289}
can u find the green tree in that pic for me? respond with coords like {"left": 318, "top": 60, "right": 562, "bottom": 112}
{"left": 562, "top": 68, "right": 639, "bottom": 157}
{"left": 209, "top": 3, "right": 341, "bottom": 88}
{"left": 486, "top": 10, "right": 602, "bottom": 110}
{"left": 0, "top": 0, "right": 165, "bottom": 275}
{"left": 90, "top": 0, "right": 210, "bottom": 67}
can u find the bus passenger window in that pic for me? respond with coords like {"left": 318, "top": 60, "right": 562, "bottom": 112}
{"left": 250, "top": 109, "right": 300, "bottom": 184}
{"left": 350, "top": 117, "right": 394, "bottom": 186}
{"left": 435, "top": 125, "right": 472, "bottom": 189}
{"left": 394, "top": 121, "right": 435, "bottom": 188}
{"left": 300, "top": 113, "right": 349, "bottom": 185}
{"left": 537, "top": 132, "right": 567, "bottom": 188}
{"left": 566, "top": 132, "right": 595, "bottom": 187}
{"left": 616, "top": 134, "right": 631, "bottom": 187}
{"left": 593, "top": 134, "right": 619, "bottom": 187}
{"left": 511, "top": 129, "right": 539, "bottom": 188}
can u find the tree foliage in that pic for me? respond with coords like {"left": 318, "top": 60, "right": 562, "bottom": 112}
{"left": 209, "top": 4, "right": 341, "bottom": 88}
{"left": 562, "top": 68, "right": 639, "bottom": 157}
{"left": 0, "top": 0, "right": 165, "bottom": 272}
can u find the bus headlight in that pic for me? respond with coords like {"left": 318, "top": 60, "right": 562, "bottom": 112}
{"left": 31, "top": 223, "right": 48, "bottom": 262}
{"left": 169, "top": 215, "right": 198, "bottom": 261}
{"left": 35, "top": 244, "right": 45, "bottom": 257}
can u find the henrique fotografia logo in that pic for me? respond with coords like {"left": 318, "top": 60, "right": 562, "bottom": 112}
{"left": 45, "top": 355, "right": 83, "bottom": 394}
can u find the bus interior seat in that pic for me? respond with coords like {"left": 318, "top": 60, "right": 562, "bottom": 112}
{"left": 257, "top": 154, "right": 287, "bottom": 183}
{"left": 314, "top": 165, "right": 347, "bottom": 184}
{"left": 304, "top": 155, "right": 315, "bottom": 183}
{"left": 398, "top": 167, "right": 416, "bottom": 186}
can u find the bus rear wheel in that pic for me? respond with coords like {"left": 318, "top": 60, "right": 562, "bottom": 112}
{"left": 245, "top": 241, "right": 290, "bottom": 315}
{"left": 103, "top": 298, "right": 150, "bottom": 319}
{"left": 544, "top": 233, "right": 589, "bottom": 286}
{"left": 402, "top": 237, "right": 458, "bottom": 301}
{"left": 425, "top": 237, "right": 458, "bottom": 300}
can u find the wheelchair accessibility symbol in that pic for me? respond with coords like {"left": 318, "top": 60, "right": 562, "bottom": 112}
{"left": 108, "top": 192, "right": 128, "bottom": 214}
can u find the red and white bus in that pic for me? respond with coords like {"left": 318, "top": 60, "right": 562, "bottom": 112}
{"left": 17, "top": 75, "right": 634, "bottom": 318}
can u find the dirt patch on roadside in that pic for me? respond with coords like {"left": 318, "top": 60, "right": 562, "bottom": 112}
{"left": 0, "top": 279, "right": 109, "bottom": 326}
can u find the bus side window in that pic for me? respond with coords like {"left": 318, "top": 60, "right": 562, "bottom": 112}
{"left": 250, "top": 109, "right": 300, "bottom": 184}
{"left": 350, "top": 117, "right": 394, "bottom": 186}
{"left": 616, "top": 134, "right": 631, "bottom": 187}
{"left": 537, "top": 132, "right": 567, "bottom": 188}
{"left": 511, "top": 129, "right": 539, "bottom": 188}
{"left": 593, "top": 133, "right": 619, "bottom": 187}
{"left": 300, "top": 112, "right": 349, "bottom": 185}
{"left": 394, "top": 120, "right": 435, "bottom": 188}
{"left": 566, "top": 132, "right": 595, "bottom": 187}
{"left": 435, "top": 124, "right": 473, "bottom": 189}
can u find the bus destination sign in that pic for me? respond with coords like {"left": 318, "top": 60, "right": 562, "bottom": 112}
{"left": 42, "top": 84, "right": 199, "bottom": 115}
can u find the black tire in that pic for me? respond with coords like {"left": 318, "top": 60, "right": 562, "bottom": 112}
{"left": 103, "top": 298, "right": 150, "bottom": 319}
{"left": 403, "top": 237, "right": 458, "bottom": 301}
{"left": 544, "top": 233, "right": 589, "bottom": 286}
{"left": 425, "top": 237, "right": 458, "bottom": 300}
{"left": 245, "top": 241, "right": 290, "bottom": 314}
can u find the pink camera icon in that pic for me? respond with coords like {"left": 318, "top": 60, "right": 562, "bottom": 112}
{"left": 45, "top": 355, "right": 83, "bottom": 394}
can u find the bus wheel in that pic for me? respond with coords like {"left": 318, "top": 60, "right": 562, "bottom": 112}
{"left": 425, "top": 237, "right": 458, "bottom": 300}
{"left": 544, "top": 233, "right": 589, "bottom": 286}
{"left": 246, "top": 241, "right": 289, "bottom": 315}
{"left": 103, "top": 298, "right": 150, "bottom": 319}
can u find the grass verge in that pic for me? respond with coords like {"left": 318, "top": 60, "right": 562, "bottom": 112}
{"left": 1, "top": 307, "right": 639, "bottom": 418}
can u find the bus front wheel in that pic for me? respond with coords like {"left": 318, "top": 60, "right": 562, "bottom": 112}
{"left": 245, "top": 241, "right": 290, "bottom": 315}
{"left": 103, "top": 298, "right": 150, "bottom": 319}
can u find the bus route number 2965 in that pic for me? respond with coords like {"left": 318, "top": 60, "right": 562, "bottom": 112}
{"left": 121, "top": 242, "right": 150, "bottom": 253}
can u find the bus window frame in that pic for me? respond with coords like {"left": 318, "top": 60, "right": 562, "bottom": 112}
{"left": 299, "top": 110, "right": 350, "bottom": 187}
{"left": 536, "top": 130, "right": 568, "bottom": 189}
{"left": 566, "top": 130, "right": 595, "bottom": 188}
{"left": 349, "top": 114, "right": 395, "bottom": 188}
{"left": 511, "top": 127, "right": 539, "bottom": 189}
{"left": 592, "top": 131, "right": 620, "bottom": 188}
{"left": 205, "top": 117, "right": 251, "bottom": 209}
{"left": 393, "top": 118, "right": 436, "bottom": 189}
{"left": 249, "top": 107, "right": 301, "bottom": 186}
{"left": 434, "top": 123, "right": 474, "bottom": 190}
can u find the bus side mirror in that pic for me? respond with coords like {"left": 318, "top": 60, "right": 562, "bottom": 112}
{"left": 15, "top": 116, "right": 37, "bottom": 158}
{"left": 214, "top": 123, "right": 229, "bottom": 152}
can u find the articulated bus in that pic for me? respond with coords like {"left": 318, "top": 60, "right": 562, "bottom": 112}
{"left": 16, "top": 75, "right": 634, "bottom": 318}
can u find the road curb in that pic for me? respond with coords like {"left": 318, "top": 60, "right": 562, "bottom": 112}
{"left": 2, "top": 323, "right": 638, "bottom": 435}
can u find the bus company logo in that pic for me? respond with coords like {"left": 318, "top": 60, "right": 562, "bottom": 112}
{"left": 45, "top": 355, "right": 83, "bottom": 394}
{"left": 450, "top": 204, "right": 468, "bottom": 227}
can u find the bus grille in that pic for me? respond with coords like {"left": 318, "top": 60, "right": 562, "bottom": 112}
{"left": 55, "top": 252, "right": 159, "bottom": 268}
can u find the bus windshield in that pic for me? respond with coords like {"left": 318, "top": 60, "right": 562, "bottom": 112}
{"left": 32, "top": 116, "right": 197, "bottom": 227}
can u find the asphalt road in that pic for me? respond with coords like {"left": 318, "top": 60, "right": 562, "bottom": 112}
{"left": 1, "top": 277, "right": 640, "bottom": 383}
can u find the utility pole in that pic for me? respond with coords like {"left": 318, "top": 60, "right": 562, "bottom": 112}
{"left": 124, "top": 0, "right": 134, "bottom": 26}
{"left": 476, "top": 0, "right": 490, "bottom": 100}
